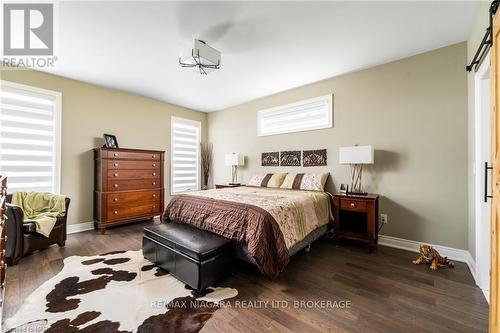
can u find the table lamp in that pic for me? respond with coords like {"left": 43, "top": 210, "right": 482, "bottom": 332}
{"left": 339, "top": 145, "right": 374, "bottom": 195}
{"left": 224, "top": 153, "right": 244, "bottom": 185}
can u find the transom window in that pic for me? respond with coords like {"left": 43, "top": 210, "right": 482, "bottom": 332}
{"left": 257, "top": 94, "right": 333, "bottom": 136}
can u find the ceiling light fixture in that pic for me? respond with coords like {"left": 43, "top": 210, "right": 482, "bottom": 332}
{"left": 179, "top": 39, "right": 221, "bottom": 75}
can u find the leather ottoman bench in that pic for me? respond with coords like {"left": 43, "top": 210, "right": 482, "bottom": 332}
{"left": 143, "top": 222, "right": 233, "bottom": 291}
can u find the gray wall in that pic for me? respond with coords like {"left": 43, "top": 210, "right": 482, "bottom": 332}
{"left": 208, "top": 43, "right": 468, "bottom": 249}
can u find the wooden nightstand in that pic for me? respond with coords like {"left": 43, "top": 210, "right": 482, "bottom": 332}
{"left": 332, "top": 193, "right": 380, "bottom": 250}
{"left": 215, "top": 184, "right": 243, "bottom": 189}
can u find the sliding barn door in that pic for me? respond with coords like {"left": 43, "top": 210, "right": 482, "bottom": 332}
{"left": 491, "top": 9, "right": 500, "bottom": 333}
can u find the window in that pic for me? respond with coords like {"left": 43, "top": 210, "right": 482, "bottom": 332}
{"left": 0, "top": 81, "right": 61, "bottom": 193}
{"left": 257, "top": 94, "right": 333, "bottom": 136}
{"left": 171, "top": 117, "right": 201, "bottom": 194}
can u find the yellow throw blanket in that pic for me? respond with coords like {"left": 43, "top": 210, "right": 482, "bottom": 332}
{"left": 12, "top": 192, "right": 66, "bottom": 237}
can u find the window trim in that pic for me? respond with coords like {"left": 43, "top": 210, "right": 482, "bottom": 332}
{"left": 0, "top": 80, "right": 62, "bottom": 194}
{"left": 257, "top": 94, "right": 333, "bottom": 137}
{"left": 170, "top": 116, "right": 201, "bottom": 195}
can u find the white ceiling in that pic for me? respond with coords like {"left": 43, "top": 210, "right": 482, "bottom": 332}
{"left": 46, "top": 1, "right": 480, "bottom": 112}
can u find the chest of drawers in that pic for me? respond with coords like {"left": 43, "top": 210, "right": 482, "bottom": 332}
{"left": 94, "top": 148, "right": 165, "bottom": 233}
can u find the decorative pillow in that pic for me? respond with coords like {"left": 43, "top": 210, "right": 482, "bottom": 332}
{"left": 267, "top": 173, "right": 287, "bottom": 188}
{"left": 247, "top": 174, "right": 267, "bottom": 187}
{"left": 280, "top": 173, "right": 329, "bottom": 191}
{"left": 247, "top": 173, "right": 287, "bottom": 188}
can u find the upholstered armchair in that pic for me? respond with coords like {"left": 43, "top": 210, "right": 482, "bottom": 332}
{"left": 5, "top": 194, "right": 70, "bottom": 265}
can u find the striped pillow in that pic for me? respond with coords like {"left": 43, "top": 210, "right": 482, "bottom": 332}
{"left": 247, "top": 173, "right": 287, "bottom": 188}
{"left": 280, "top": 173, "right": 329, "bottom": 191}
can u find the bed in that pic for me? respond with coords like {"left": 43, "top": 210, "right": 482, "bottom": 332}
{"left": 161, "top": 186, "right": 333, "bottom": 278}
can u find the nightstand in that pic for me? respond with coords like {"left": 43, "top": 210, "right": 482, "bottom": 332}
{"left": 215, "top": 184, "right": 243, "bottom": 189}
{"left": 332, "top": 193, "right": 380, "bottom": 250}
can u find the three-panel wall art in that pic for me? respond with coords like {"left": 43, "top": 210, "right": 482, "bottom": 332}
{"left": 261, "top": 149, "right": 327, "bottom": 167}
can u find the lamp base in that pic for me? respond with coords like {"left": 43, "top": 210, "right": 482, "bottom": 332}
{"left": 228, "top": 183, "right": 241, "bottom": 186}
{"left": 350, "top": 165, "right": 368, "bottom": 196}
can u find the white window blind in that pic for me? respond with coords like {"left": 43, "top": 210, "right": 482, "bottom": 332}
{"left": 171, "top": 117, "right": 200, "bottom": 194}
{"left": 257, "top": 94, "right": 333, "bottom": 136}
{"left": 0, "top": 81, "right": 61, "bottom": 193}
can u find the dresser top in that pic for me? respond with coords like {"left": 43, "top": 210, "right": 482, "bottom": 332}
{"left": 94, "top": 147, "right": 165, "bottom": 154}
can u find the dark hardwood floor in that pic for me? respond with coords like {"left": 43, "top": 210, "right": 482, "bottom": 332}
{"left": 4, "top": 220, "right": 488, "bottom": 333}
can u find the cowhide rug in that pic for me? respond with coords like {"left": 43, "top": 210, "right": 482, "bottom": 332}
{"left": 4, "top": 250, "right": 238, "bottom": 333}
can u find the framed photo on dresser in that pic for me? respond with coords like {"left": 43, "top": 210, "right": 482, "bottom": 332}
{"left": 103, "top": 134, "right": 119, "bottom": 148}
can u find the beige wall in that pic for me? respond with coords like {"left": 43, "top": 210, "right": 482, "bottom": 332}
{"left": 0, "top": 69, "right": 207, "bottom": 226}
{"left": 208, "top": 43, "right": 468, "bottom": 249}
{"left": 466, "top": 1, "right": 490, "bottom": 260}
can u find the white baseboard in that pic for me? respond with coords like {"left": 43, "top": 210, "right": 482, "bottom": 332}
{"left": 378, "top": 235, "right": 477, "bottom": 278}
{"left": 67, "top": 221, "right": 94, "bottom": 234}
{"left": 465, "top": 251, "right": 478, "bottom": 281}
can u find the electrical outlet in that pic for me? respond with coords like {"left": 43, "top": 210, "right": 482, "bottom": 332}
{"left": 381, "top": 214, "right": 388, "bottom": 224}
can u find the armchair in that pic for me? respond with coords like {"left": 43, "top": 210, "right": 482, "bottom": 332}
{"left": 5, "top": 194, "right": 70, "bottom": 266}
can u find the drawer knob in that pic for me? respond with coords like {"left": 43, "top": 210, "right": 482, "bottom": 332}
{"left": 113, "top": 198, "right": 118, "bottom": 202}
{"left": 152, "top": 163, "right": 156, "bottom": 167}
{"left": 114, "top": 173, "right": 118, "bottom": 177}
{"left": 152, "top": 172, "right": 156, "bottom": 176}
{"left": 114, "top": 163, "right": 118, "bottom": 167}
{"left": 114, "top": 153, "right": 118, "bottom": 157}
{"left": 350, "top": 203, "right": 355, "bottom": 208}
{"left": 114, "top": 184, "right": 118, "bottom": 188}
{"left": 152, "top": 182, "right": 156, "bottom": 185}
{"left": 152, "top": 205, "right": 156, "bottom": 209}
{"left": 152, "top": 155, "right": 156, "bottom": 158}
{"left": 152, "top": 194, "right": 156, "bottom": 198}
{"left": 113, "top": 210, "right": 118, "bottom": 214}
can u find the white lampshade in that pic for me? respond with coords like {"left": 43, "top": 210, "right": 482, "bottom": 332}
{"left": 224, "top": 153, "right": 244, "bottom": 166}
{"left": 339, "top": 145, "right": 374, "bottom": 164}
